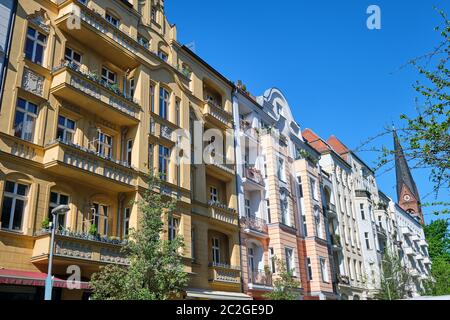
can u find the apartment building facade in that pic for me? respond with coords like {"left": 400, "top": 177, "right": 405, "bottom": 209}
{"left": 303, "top": 129, "right": 366, "bottom": 300}
{"left": 0, "top": 0, "right": 432, "bottom": 301}
{"left": 233, "top": 87, "right": 335, "bottom": 300}
{"left": 0, "top": 0, "right": 248, "bottom": 300}
{"left": 0, "top": 0, "right": 16, "bottom": 101}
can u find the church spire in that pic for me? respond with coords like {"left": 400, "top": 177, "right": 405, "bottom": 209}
{"left": 393, "top": 130, "right": 423, "bottom": 223}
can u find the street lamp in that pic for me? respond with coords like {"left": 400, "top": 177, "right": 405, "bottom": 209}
{"left": 44, "top": 204, "right": 70, "bottom": 300}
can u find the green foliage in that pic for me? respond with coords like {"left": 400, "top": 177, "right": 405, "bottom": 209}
{"left": 90, "top": 175, "right": 188, "bottom": 300}
{"left": 88, "top": 224, "right": 97, "bottom": 236}
{"left": 263, "top": 259, "right": 300, "bottom": 300}
{"left": 422, "top": 219, "right": 450, "bottom": 295}
{"left": 41, "top": 217, "right": 50, "bottom": 229}
{"left": 375, "top": 249, "right": 412, "bottom": 300}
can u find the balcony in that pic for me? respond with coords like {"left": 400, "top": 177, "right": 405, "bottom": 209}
{"left": 331, "top": 234, "right": 343, "bottom": 252}
{"left": 31, "top": 229, "right": 128, "bottom": 275}
{"left": 337, "top": 274, "right": 350, "bottom": 285}
{"left": 240, "top": 121, "right": 260, "bottom": 143}
{"left": 240, "top": 216, "right": 268, "bottom": 237}
{"left": 207, "top": 201, "right": 238, "bottom": 227}
{"left": 243, "top": 166, "right": 265, "bottom": 188}
{"left": 416, "top": 254, "right": 424, "bottom": 261}
{"left": 404, "top": 247, "right": 416, "bottom": 256}
{"left": 325, "top": 203, "right": 337, "bottom": 219}
{"left": 203, "top": 101, "right": 233, "bottom": 129}
{"left": 423, "top": 257, "right": 431, "bottom": 265}
{"left": 205, "top": 153, "right": 235, "bottom": 181}
{"left": 149, "top": 118, "right": 175, "bottom": 144}
{"left": 208, "top": 262, "right": 241, "bottom": 287}
{"left": 401, "top": 227, "right": 412, "bottom": 236}
{"left": 248, "top": 269, "right": 273, "bottom": 291}
{"left": 43, "top": 140, "right": 137, "bottom": 192}
{"left": 376, "top": 224, "right": 387, "bottom": 237}
{"left": 51, "top": 63, "right": 140, "bottom": 126}
{"left": 56, "top": 1, "right": 140, "bottom": 70}
{"left": 408, "top": 268, "right": 420, "bottom": 278}
{"left": 419, "top": 239, "right": 428, "bottom": 247}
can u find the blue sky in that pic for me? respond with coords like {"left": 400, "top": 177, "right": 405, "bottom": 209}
{"left": 166, "top": 0, "right": 450, "bottom": 224}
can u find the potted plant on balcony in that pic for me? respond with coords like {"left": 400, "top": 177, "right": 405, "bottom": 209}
{"left": 41, "top": 217, "right": 50, "bottom": 231}
{"left": 88, "top": 224, "right": 98, "bottom": 240}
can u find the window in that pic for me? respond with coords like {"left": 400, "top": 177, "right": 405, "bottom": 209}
{"left": 148, "top": 144, "right": 154, "bottom": 170}
{"left": 297, "top": 177, "right": 304, "bottom": 198}
{"left": 48, "top": 192, "right": 69, "bottom": 228}
{"left": 248, "top": 247, "right": 255, "bottom": 272}
{"left": 57, "top": 115, "right": 75, "bottom": 143}
{"left": 151, "top": 7, "right": 157, "bottom": 22}
{"left": 92, "top": 203, "right": 108, "bottom": 236}
{"left": 280, "top": 191, "right": 290, "bottom": 226}
{"left": 126, "top": 140, "right": 133, "bottom": 166}
{"left": 349, "top": 226, "right": 354, "bottom": 246}
{"left": 129, "top": 78, "right": 135, "bottom": 98}
{"left": 105, "top": 12, "right": 119, "bottom": 27}
{"left": 97, "top": 131, "right": 113, "bottom": 158}
{"left": 159, "top": 87, "right": 170, "bottom": 119}
{"left": 320, "top": 257, "right": 329, "bottom": 283}
{"left": 64, "top": 47, "right": 82, "bottom": 65}
{"left": 266, "top": 199, "right": 271, "bottom": 224}
{"left": 14, "top": 98, "right": 38, "bottom": 141}
{"left": 360, "top": 203, "right": 365, "bottom": 220}
{"left": 191, "top": 228, "right": 196, "bottom": 261}
{"left": 25, "top": 27, "right": 47, "bottom": 65}
{"left": 210, "top": 187, "right": 218, "bottom": 203}
{"left": 245, "top": 199, "right": 251, "bottom": 217}
{"left": 285, "top": 248, "right": 294, "bottom": 274}
{"left": 306, "top": 257, "right": 313, "bottom": 281}
{"left": 359, "top": 261, "right": 363, "bottom": 281}
{"left": 1, "top": 181, "right": 28, "bottom": 232}
{"left": 138, "top": 35, "right": 149, "bottom": 49}
{"left": 310, "top": 178, "right": 318, "bottom": 200}
{"left": 348, "top": 258, "right": 354, "bottom": 280}
{"left": 212, "top": 237, "right": 220, "bottom": 264}
{"left": 168, "top": 215, "right": 179, "bottom": 241}
{"left": 365, "top": 232, "right": 371, "bottom": 250}
{"left": 101, "top": 67, "right": 117, "bottom": 85}
{"left": 175, "top": 99, "right": 181, "bottom": 126}
{"left": 158, "top": 50, "right": 168, "bottom": 62}
{"left": 315, "top": 208, "right": 323, "bottom": 238}
{"left": 123, "top": 208, "right": 130, "bottom": 237}
{"left": 277, "top": 157, "right": 285, "bottom": 181}
{"left": 150, "top": 84, "right": 155, "bottom": 112}
{"left": 269, "top": 247, "right": 276, "bottom": 273}
{"left": 158, "top": 145, "right": 170, "bottom": 181}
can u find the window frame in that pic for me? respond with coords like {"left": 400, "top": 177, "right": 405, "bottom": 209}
{"left": 25, "top": 26, "right": 47, "bottom": 65}
{"left": 57, "top": 115, "right": 76, "bottom": 143}
{"left": 14, "top": 98, "right": 38, "bottom": 142}
{"left": 1, "top": 181, "right": 29, "bottom": 232}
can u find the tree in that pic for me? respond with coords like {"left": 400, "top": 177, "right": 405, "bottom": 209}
{"left": 422, "top": 219, "right": 450, "bottom": 295}
{"left": 263, "top": 259, "right": 300, "bottom": 300}
{"left": 357, "top": 9, "right": 449, "bottom": 215}
{"left": 375, "top": 249, "right": 412, "bottom": 300}
{"left": 90, "top": 175, "right": 188, "bottom": 300}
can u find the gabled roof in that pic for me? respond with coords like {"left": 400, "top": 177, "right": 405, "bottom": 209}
{"left": 394, "top": 131, "right": 420, "bottom": 200}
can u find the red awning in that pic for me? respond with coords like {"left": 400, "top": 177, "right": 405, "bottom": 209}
{"left": 0, "top": 269, "right": 90, "bottom": 290}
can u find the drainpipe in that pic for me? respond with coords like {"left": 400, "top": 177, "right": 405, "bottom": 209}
{"left": 232, "top": 89, "right": 245, "bottom": 295}
{"left": 121, "top": 128, "right": 128, "bottom": 163}
{"left": 0, "top": 0, "right": 18, "bottom": 111}
{"left": 117, "top": 193, "right": 126, "bottom": 238}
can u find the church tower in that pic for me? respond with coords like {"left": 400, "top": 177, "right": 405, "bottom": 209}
{"left": 393, "top": 131, "right": 424, "bottom": 224}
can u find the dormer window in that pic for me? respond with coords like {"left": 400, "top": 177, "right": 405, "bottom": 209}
{"left": 105, "top": 12, "right": 119, "bottom": 28}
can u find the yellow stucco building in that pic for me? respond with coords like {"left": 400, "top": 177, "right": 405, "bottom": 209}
{"left": 0, "top": 0, "right": 246, "bottom": 300}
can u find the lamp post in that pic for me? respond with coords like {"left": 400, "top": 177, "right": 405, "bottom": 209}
{"left": 44, "top": 205, "right": 70, "bottom": 300}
